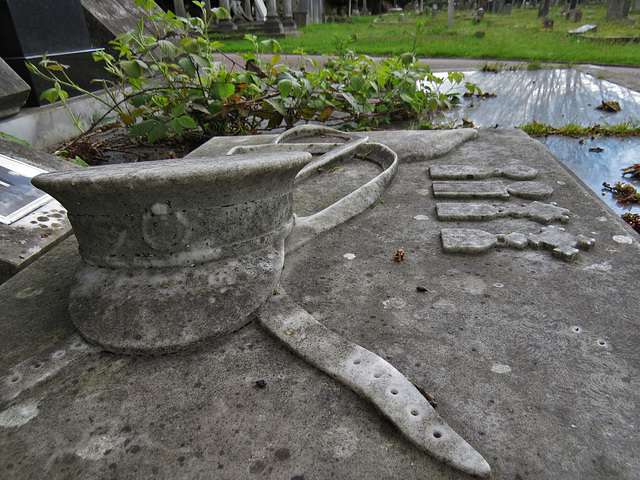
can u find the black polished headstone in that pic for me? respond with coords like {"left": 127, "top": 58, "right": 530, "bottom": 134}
{"left": 0, "top": 0, "right": 106, "bottom": 106}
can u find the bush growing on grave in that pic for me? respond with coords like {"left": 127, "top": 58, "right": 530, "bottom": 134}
{"left": 27, "top": 0, "right": 473, "bottom": 143}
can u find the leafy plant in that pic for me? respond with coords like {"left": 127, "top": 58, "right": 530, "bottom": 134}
{"left": 602, "top": 181, "right": 640, "bottom": 203}
{"left": 519, "top": 121, "right": 640, "bottom": 137}
{"left": 621, "top": 212, "right": 640, "bottom": 234}
{"left": 26, "top": 0, "right": 471, "bottom": 145}
{"left": 622, "top": 163, "right": 640, "bottom": 178}
{"left": 0, "top": 131, "right": 32, "bottom": 147}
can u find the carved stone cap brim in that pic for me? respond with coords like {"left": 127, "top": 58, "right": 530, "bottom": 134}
{"left": 32, "top": 152, "right": 312, "bottom": 215}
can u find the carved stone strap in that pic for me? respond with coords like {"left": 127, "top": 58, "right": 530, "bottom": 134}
{"left": 258, "top": 290, "right": 491, "bottom": 478}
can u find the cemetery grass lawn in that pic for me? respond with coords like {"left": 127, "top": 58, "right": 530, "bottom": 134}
{"left": 216, "top": 5, "right": 640, "bottom": 66}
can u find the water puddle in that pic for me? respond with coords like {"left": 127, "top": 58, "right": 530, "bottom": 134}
{"left": 539, "top": 136, "right": 640, "bottom": 215}
{"left": 431, "top": 69, "right": 640, "bottom": 216}
{"left": 433, "top": 69, "right": 640, "bottom": 128}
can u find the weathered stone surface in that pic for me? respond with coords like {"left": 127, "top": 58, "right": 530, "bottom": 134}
{"left": 435, "top": 201, "right": 571, "bottom": 224}
{"left": 2, "top": 129, "right": 640, "bottom": 480}
{"left": 81, "top": 0, "right": 162, "bottom": 50}
{"left": 432, "top": 181, "right": 510, "bottom": 199}
{"left": 506, "top": 181, "right": 554, "bottom": 199}
{"left": 259, "top": 291, "right": 491, "bottom": 477}
{"left": 568, "top": 24, "right": 597, "bottom": 34}
{"left": 366, "top": 129, "right": 478, "bottom": 162}
{"left": 429, "top": 163, "right": 538, "bottom": 180}
{"left": 529, "top": 225, "right": 595, "bottom": 261}
{"left": 441, "top": 226, "right": 595, "bottom": 261}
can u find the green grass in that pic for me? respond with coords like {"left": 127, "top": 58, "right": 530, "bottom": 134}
{"left": 216, "top": 5, "right": 640, "bottom": 65}
{"left": 519, "top": 120, "right": 640, "bottom": 137}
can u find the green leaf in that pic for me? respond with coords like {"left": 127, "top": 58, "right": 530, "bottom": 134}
{"left": 349, "top": 75, "right": 365, "bottom": 92}
{"left": 278, "top": 79, "right": 294, "bottom": 98}
{"left": 265, "top": 98, "right": 287, "bottom": 116}
{"left": 178, "top": 57, "right": 196, "bottom": 77}
{"left": 130, "top": 119, "right": 155, "bottom": 137}
{"left": 131, "top": 93, "right": 152, "bottom": 107}
{"left": 191, "top": 103, "right": 210, "bottom": 114}
{"left": 261, "top": 38, "right": 280, "bottom": 53}
{"left": 169, "top": 118, "right": 183, "bottom": 136}
{"left": 181, "top": 38, "right": 199, "bottom": 54}
{"left": 0, "top": 131, "right": 32, "bottom": 147}
{"left": 211, "top": 82, "right": 235, "bottom": 100}
{"left": 267, "top": 112, "right": 284, "bottom": 129}
{"left": 401, "top": 53, "right": 415, "bottom": 66}
{"left": 147, "top": 123, "right": 169, "bottom": 143}
{"left": 208, "top": 101, "right": 222, "bottom": 114}
{"left": 40, "top": 87, "right": 61, "bottom": 103}
{"left": 171, "top": 103, "right": 186, "bottom": 117}
{"left": 400, "top": 92, "right": 414, "bottom": 104}
{"left": 120, "top": 60, "right": 143, "bottom": 78}
{"left": 189, "top": 54, "right": 211, "bottom": 70}
{"left": 341, "top": 91, "right": 361, "bottom": 113}
{"left": 68, "top": 156, "right": 89, "bottom": 167}
{"left": 158, "top": 40, "right": 177, "bottom": 59}
{"left": 178, "top": 115, "right": 198, "bottom": 129}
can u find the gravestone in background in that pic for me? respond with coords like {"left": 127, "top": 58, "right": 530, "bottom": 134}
{"left": 0, "top": 0, "right": 106, "bottom": 106}
{"left": 0, "top": 57, "right": 30, "bottom": 119}
{"left": 81, "top": 0, "right": 162, "bottom": 54}
{"left": 295, "top": 0, "right": 324, "bottom": 25}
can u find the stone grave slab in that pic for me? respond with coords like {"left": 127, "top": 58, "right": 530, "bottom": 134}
{"left": 0, "top": 138, "right": 75, "bottom": 283}
{"left": 1, "top": 129, "right": 639, "bottom": 480}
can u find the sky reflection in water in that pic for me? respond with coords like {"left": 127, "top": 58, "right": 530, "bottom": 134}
{"left": 431, "top": 69, "right": 640, "bottom": 216}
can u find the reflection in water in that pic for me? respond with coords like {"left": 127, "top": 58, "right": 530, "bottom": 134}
{"left": 539, "top": 136, "right": 640, "bottom": 216}
{"left": 433, "top": 69, "right": 640, "bottom": 128}
{"left": 427, "top": 69, "right": 640, "bottom": 218}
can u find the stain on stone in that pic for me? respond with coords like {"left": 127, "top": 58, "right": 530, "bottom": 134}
{"left": 127, "top": 445, "right": 141, "bottom": 454}
{"left": 275, "top": 447, "right": 291, "bottom": 461}
{"left": 249, "top": 459, "right": 266, "bottom": 474}
{"left": 58, "top": 453, "right": 79, "bottom": 465}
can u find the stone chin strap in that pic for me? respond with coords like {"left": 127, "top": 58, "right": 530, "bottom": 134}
{"left": 258, "top": 290, "right": 491, "bottom": 478}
